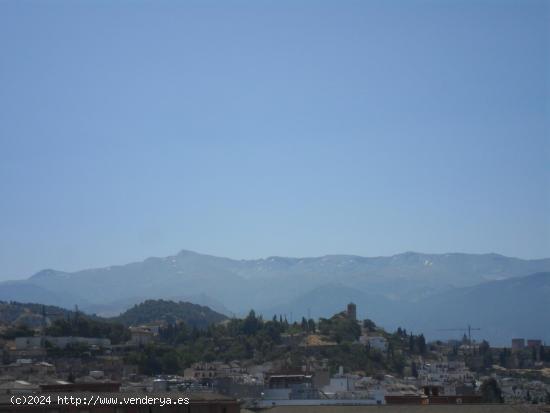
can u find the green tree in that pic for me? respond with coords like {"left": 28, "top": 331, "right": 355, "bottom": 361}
{"left": 363, "top": 319, "right": 376, "bottom": 332}
{"left": 242, "top": 310, "right": 260, "bottom": 335}
{"left": 479, "top": 340, "right": 490, "bottom": 355}
{"left": 477, "top": 340, "right": 493, "bottom": 369}
{"left": 45, "top": 317, "right": 130, "bottom": 344}
{"left": 411, "top": 361, "right": 418, "bottom": 378}
{"left": 416, "top": 334, "right": 426, "bottom": 354}
{"left": 1, "top": 324, "right": 35, "bottom": 339}
{"left": 480, "top": 378, "right": 503, "bottom": 403}
{"left": 160, "top": 350, "right": 181, "bottom": 374}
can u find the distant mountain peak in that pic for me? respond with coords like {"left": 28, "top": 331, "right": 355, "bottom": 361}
{"left": 30, "top": 269, "right": 65, "bottom": 279}
{"left": 176, "top": 249, "right": 200, "bottom": 256}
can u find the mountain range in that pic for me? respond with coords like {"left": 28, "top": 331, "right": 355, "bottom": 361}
{"left": 1, "top": 249, "right": 549, "bottom": 345}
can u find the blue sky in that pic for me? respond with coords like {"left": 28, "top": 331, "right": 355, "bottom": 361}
{"left": 1, "top": 0, "right": 549, "bottom": 279}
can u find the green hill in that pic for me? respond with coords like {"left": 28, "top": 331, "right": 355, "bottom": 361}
{"left": 0, "top": 301, "right": 71, "bottom": 328}
{"left": 112, "top": 299, "right": 227, "bottom": 328}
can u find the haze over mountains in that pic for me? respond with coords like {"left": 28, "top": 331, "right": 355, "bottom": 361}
{"left": 1, "top": 249, "right": 549, "bottom": 345}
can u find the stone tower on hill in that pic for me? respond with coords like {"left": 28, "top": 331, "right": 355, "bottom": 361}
{"left": 347, "top": 302, "right": 357, "bottom": 321}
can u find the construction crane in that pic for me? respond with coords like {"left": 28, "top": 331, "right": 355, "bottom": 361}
{"left": 437, "top": 324, "right": 481, "bottom": 343}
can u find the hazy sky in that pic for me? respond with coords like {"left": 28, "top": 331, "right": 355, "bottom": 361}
{"left": 1, "top": 0, "right": 549, "bottom": 279}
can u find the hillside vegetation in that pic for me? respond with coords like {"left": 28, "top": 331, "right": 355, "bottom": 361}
{"left": 112, "top": 299, "right": 227, "bottom": 328}
{"left": 0, "top": 301, "right": 71, "bottom": 327}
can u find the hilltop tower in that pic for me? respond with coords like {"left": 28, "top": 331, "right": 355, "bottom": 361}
{"left": 347, "top": 302, "right": 357, "bottom": 321}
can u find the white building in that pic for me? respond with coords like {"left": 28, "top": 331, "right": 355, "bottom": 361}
{"left": 129, "top": 327, "right": 154, "bottom": 346}
{"left": 322, "top": 376, "right": 356, "bottom": 394}
{"left": 417, "top": 361, "right": 473, "bottom": 386}
{"left": 360, "top": 336, "right": 388, "bottom": 351}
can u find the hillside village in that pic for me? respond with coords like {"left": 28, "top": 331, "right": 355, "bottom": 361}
{"left": 1, "top": 299, "right": 549, "bottom": 411}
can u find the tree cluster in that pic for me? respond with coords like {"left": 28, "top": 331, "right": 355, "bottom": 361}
{"left": 45, "top": 315, "right": 130, "bottom": 344}
{"left": 318, "top": 316, "right": 361, "bottom": 344}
